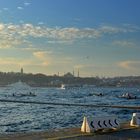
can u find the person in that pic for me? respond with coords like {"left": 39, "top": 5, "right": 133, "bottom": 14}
{"left": 99, "top": 93, "right": 103, "bottom": 96}
{"left": 126, "top": 93, "right": 131, "bottom": 99}
{"left": 126, "top": 93, "right": 136, "bottom": 99}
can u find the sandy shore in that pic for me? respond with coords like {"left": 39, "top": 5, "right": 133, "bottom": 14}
{"left": 0, "top": 123, "right": 139, "bottom": 140}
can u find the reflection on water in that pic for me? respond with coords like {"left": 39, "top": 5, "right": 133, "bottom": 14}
{"left": 0, "top": 87, "right": 140, "bottom": 134}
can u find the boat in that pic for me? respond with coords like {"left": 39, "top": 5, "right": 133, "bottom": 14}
{"left": 60, "top": 84, "right": 65, "bottom": 89}
{"left": 118, "top": 93, "right": 136, "bottom": 99}
{"left": 7, "top": 81, "right": 36, "bottom": 97}
{"left": 89, "top": 92, "right": 104, "bottom": 97}
{"left": 12, "top": 92, "right": 36, "bottom": 97}
{"left": 60, "top": 84, "right": 83, "bottom": 89}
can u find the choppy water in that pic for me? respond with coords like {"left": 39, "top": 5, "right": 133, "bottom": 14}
{"left": 0, "top": 86, "right": 140, "bottom": 134}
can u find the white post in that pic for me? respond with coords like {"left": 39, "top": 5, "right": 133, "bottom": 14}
{"left": 81, "top": 116, "right": 91, "bottom": 133}
{"left": 130, "top": 113, "right": 140, "bottom": 127}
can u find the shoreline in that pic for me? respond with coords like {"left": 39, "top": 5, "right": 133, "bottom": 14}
{"left": 0, "top": 122, "right": 139, "bottom": 140}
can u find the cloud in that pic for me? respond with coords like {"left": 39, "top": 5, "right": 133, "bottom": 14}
{"left": 99, "top": 25, "right": 127, "bottom": 34}
{"left": 33, "top": 51, "right": 51, "bottom": 67}
{"left": 22, "top": 47, "right": 38, "bottom": 51}
{"left": 47, "top": 40, "right": 73, "bottom": 44}
{"left": 0, "top": 40, "right": 21, "bottom": 49}
{"left": 0, "top": 57, "right": 50, "bottom": 69}
{"left": 3, "top": 8, "right": 9, "bottom": 11}
{"left": 0, "top": 57, "right": 34, "bottom": 67}
{"left": 0, "top": 22, "right": 139, "bottom": 49}
{"left": 42, "top": 61, "right": 49, "bottom": 66}
{"left": 74, "top": 64, "right": 95, "bottom": 70}
{"left": 0, "top": 30, "right": 25, "bottom": 49}
{"left": 17, "top": 24, "right": 137, "bottom": 40}
{"left": 118, "top": 60, "right": 140, "bottom": 70}
{"left": 0, "top": 23, "right": 26, "bottom": 48}
{"left": 33, "top": 51, "right": 51, "bottom": 60}
{"left": 112, "top": 40, "right": 135, "bottom": 47}
{"left": 38, "top": 22, "right": 44, "bottom": 25}
{"left": 33, "top": 51, "right": 47, "bottom": 60}
{"left": 0, "top": 24, "right": 5, "bottom": 31}
{"left": 118, "top": 61, "right": 131, "bottom": 69}
{"left": 0, "top": 58, "right": 18, "bottom": 65}
{"left": 24, "top": 2, "right": 31, "bottom": 6}
{"left": 74, "top": 65, "right": 85, "bottom": 69}
{"left": 17, "top": 7, "right": 24, "bottom": 10}
{"left": 123, "top": 24, "right": 140, "bottom": 31}
{"left": 0, "top": 29, "right": 23, "bottom": 49}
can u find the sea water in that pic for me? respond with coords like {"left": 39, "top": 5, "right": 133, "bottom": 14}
{"left": 0, "top": 86, "right": 140, "bottom": 134}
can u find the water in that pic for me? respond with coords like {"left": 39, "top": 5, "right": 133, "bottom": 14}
{"left": 0, "top": 86, "right": 140, "bottom": 134}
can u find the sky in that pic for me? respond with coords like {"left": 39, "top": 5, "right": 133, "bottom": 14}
{"left": 0, "top": 0, "right": 140, "bottom": 77}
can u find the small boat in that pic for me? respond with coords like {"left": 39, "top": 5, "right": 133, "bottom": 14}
{"left": 118, "top": 93, "right": 136, "bottom": 99}
{"left": 60, "top": 84, "right": 65, "bottom": 89}
{"left": 7, "top": 81, "right": 36, "bottom": 97}
{"left": 60, "top": 84, "right": 83, "bottom": 89}
{"left": 12, "top": 92, "right": 36, "bottom": 97}
{"left": 89, "top": 92, "right": 104, "bottom": 97}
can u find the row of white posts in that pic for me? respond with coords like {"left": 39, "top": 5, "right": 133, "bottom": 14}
{"left": 81, "top": 113, "right": 140, "bottom": 133}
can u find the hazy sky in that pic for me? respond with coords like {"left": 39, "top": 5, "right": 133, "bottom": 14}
{"left": 0, "top": 0, "right": 140, "bottom": 77}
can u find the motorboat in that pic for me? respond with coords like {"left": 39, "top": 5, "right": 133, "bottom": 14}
{"left": 60, "top": 84, "right": 65, "bottom": 89}
{"left": 7, "top": 81, "right": 36, "bottom": 97}
{"left": 89, "top": 92, "right": 104, "bottom": 97}
{"left": 118, "top": 93, "right": 136, "bottom": 99}
{"left": 60, "top": 84, "right": 83, "bottom": 89}
{"left": 12, "top": 92, "right": 36, "bottom": 97}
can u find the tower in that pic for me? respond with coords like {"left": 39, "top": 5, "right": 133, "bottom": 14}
{"left": 21, "top": 68, "right": 23, "bottom": 74}
{"left": 78, "top": 69, "right": 79, "bottom": 77}
{"left": 73, "top": 70, "right": 75, "bottom": 77}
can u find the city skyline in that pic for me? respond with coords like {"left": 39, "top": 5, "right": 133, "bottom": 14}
{"left": 0, "top": 0, "right": 140, "bottom": 77}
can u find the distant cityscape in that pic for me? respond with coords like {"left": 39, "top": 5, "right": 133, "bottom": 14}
{"left": 0, "top": 68, "right": 140, "bottom": 87}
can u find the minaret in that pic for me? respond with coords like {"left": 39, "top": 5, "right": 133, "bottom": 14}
{"left": 21, "top": 68, "right": 23, "bottom": 74}
{"left": 73, "top": 70, "right": 75, "bottom": 77}
{"left": 78, "top": 69, "right": 79, "bottom": 77}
